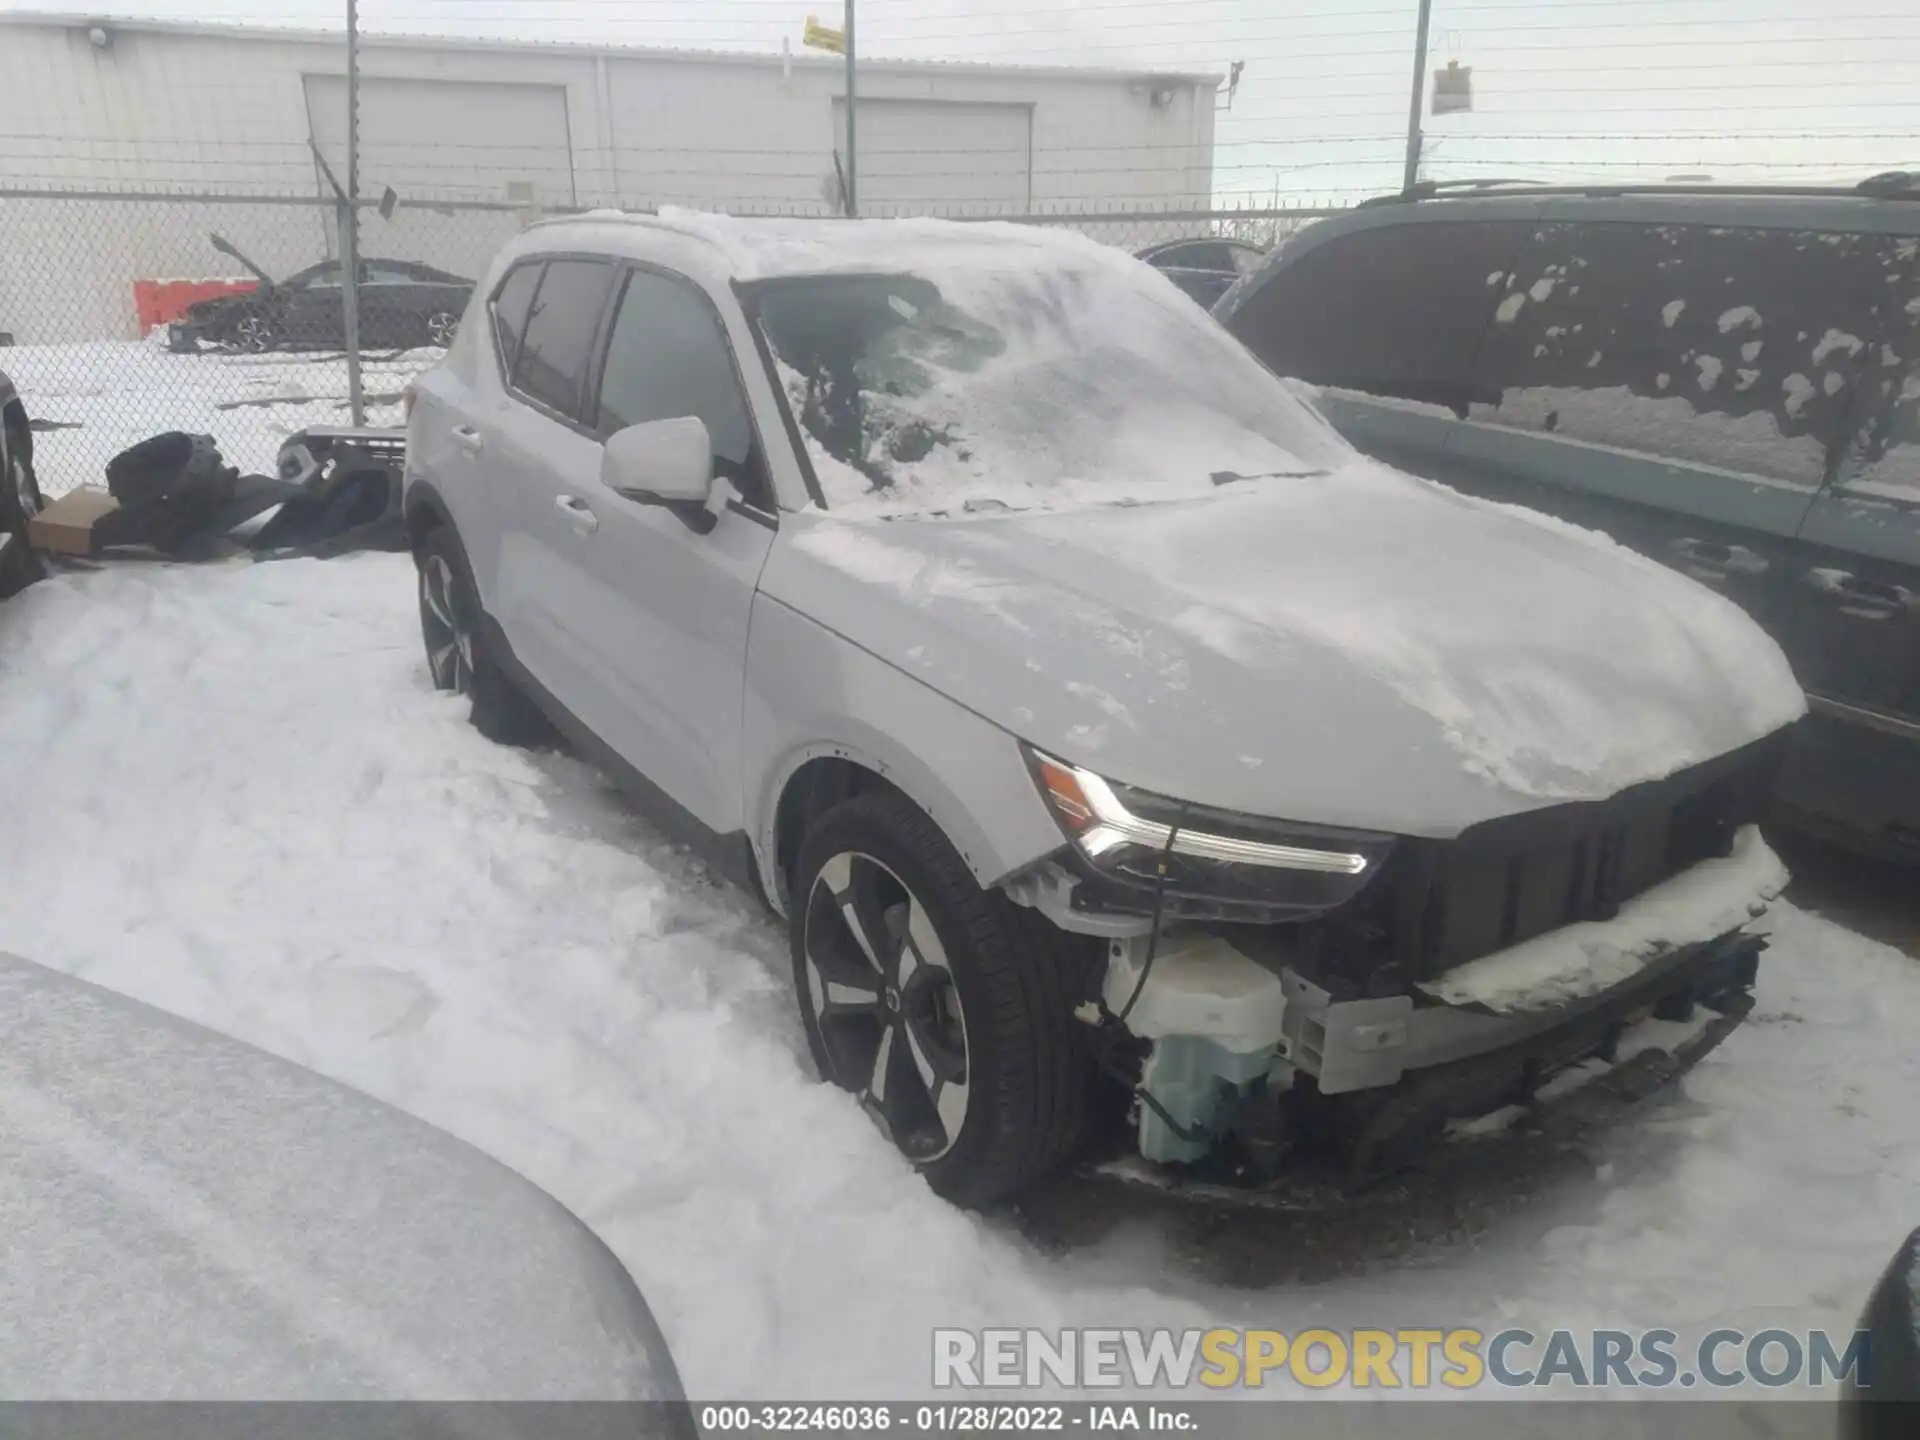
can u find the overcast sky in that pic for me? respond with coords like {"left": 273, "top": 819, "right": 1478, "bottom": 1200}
{"left": 3, "top": 0, "right": 1916, "bottom": 201}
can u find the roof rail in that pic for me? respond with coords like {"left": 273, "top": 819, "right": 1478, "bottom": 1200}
{"left": 1356, "top": 177, "right": 1549, "bottom": 207}
{"left": 1359, "top": 173, "right": 1920, "bottom": 207}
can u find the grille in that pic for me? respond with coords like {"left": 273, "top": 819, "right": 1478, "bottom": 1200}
{"left": 1392, "top": 733, "right": 1785, "bottom": 981}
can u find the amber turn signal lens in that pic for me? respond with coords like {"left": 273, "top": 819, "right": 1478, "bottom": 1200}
{"left": 1035, "top": 753, "right": 1096, "bottom": 832}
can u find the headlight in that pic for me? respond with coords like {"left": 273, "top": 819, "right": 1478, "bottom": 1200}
{"left": 1026, "top": 748, "right": 1395, "bottom": 918}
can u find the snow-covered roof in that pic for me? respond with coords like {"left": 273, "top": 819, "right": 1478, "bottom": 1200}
{"left": 0, "top": 10, "right": 1223, "bottom": 85}
{"left": 535, "top": 206, "right": 1129, "bottom": 281}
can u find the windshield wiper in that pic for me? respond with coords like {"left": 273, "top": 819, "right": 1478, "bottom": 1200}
{"left": 1210, "top": 468, "right": 1330, "bottom": 486}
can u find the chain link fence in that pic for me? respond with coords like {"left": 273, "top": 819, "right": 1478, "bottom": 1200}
{"left": 0, "top": 188, "right": 1344, "bottom": 498}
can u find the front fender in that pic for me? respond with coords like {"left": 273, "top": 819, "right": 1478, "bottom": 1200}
{"left": 743, "top": 596, "right": 1066, "bottom": 911}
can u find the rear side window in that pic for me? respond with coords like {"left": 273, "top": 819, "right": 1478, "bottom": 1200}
{"left": 1845, "top": 282, "right": 1920, "bottom": 501}
{"left": 1153, "top": 242, "right": 1237, "bottom": 272}
{"left": 1230, "top": 220, "right": 1526, "bottom": 414}
{"left": 1473, "top": 221, "right": 1897, "bottom": 486}
{"left": 595, "top": 268, "right": 764, "bottom": 503}
{"left": 490, "top": 262, "right": 541, "bottom": 376}
{"left": 512, "top": 260, "right": 618, "bottom": 421}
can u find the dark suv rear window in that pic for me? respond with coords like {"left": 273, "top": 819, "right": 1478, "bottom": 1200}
{"left": 1228, "top": 219, "right": 1528, "bottom": 414}
{"left": 512, "top": 259, "right": 617, "bottom": 421}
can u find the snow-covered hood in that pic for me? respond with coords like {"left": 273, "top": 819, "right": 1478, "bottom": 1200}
{"left": 766, "top": 461, "right": 1805, "bottom": 838}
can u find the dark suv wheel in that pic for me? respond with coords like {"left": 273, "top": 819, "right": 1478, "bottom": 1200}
{"left": 790, "top": 788, "right": 1096, "bottom": 1207}
{"left": 1, "top": 419, "right": 46, "bottom": 598}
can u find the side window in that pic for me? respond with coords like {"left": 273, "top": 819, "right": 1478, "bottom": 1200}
{"left": 305, "top": 264, "right": 343, "bottom": 290}
{"left": 1154, "top": 242, "right": 1235, "bottom": 272}
{"left": 1473, "top": 221, "right": 1896, "bottom": 487}
{"left": 1847, "top": 369, "right": 1920, "bottom": 503}
{"left": 489, "top": 262, "right": 541, "bottom": 376}
{"left": 512, "top": 259, "right": 617, "bottom": 421}
{"left": 594, "top": 268, "right": 764, "bottom": 503}
{"left": 1229, "top": 220, "right": 1526, "bottom": 414}
{"left": 364, "top": 263, "right": 413, "bottom": 284}
{"left": 1840, "top": 244, "right": 1919, "bottom": 501}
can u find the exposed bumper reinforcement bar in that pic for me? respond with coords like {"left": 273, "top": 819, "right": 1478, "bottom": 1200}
{"left": 1335, "top": 927, "right": 1763, "bottom": 1185}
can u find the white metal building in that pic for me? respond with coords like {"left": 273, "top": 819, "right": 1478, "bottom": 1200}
{"left": 0, "top": 13, "right": 1220, "bottom": 341}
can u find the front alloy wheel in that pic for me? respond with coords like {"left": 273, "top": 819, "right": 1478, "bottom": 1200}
{"left": 804, "top": 851, "right": 972, "bottom": 1161}
{"left": 425, "top": 311, "right": 460, "bottom": 348}
{"left": 419, "top": 551, "right": 474, "bottom": 693}
{"left": 790, "top": 790, "right": 1096, "bottom": 1207}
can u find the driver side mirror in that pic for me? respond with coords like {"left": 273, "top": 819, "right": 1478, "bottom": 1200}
{"left": 601, "top": 417, "right": 716, "bottom": 533}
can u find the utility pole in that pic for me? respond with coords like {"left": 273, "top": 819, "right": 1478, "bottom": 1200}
{"left": 843, "top": 0, "right": 857, "bottom": 217}
{"left": 342, "top": 0, "right": 365, "bottom": 425}
{"left": 1401, "top": 0, "right": 1434, "bottom": 194}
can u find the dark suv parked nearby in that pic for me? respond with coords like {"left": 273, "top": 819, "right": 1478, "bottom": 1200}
{"left": 1220, "top": 179, "right": 1920, "bottom": 862}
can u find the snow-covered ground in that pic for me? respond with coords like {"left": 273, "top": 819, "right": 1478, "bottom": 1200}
{"left": 6, "top": 337, "right": 431, "bottom": 497}
{"left": 1, "top": 554, "right": 1917, "bottom": 1405}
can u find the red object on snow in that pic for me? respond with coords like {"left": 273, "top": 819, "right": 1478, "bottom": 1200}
{"left": 133, "top": 279, "right": 259, "bottom": 334}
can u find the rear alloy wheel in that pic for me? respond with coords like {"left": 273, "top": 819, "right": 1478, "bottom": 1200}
{"left": 415, "top": 525, "right": 551, "bottom": 747}
{"left": 233, "top": 313, "right": 275, "bottom": 352}
{"left": 425, "top": 311, "right": 460, "bottom": 348}
{"left": 419, "top": 550, "right": 474, "bottom": 694}
{"left": 791, "top": 790, "right": 1096, "bottom": 1207}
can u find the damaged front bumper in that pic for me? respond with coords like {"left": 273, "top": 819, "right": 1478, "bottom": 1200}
{"left": 1079, "top": 825, "right": 1783, "bottom": 1188}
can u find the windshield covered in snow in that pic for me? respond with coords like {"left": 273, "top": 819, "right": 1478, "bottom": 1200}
{"left": 744, "top": 256, "right": 1350, "bottom": 517}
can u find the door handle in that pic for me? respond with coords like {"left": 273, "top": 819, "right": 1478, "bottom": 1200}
{"left": 1669, "top": 537, "right": 1768, "bottom": 578}
{"left": 451, "top": 425, "right": 484, "bottom": 454}
{"left": 555, "top": 494, "right": 600, "bottom": 534}
{"left": 1803, "top": 567, "right": 1911, "bottom": 618}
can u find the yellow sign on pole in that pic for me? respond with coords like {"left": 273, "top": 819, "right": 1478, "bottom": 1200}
{"left": 803, "top": 14, "right": 845, "bottom": 53}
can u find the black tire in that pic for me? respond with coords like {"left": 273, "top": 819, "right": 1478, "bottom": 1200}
{"left": 1, "top": 421, "right": 46, "bottom": 598}
{"left": 790, "top": 789, "right": 1096, "bottom": 1208}
{"left": 415, "top": 524, "right": 550, "bottom": 748}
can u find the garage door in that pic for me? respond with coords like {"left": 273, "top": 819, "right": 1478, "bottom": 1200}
{"left": 304, "top": 75, "right": 576, "bottom": 207}
{"left": 833, "top": 99, "right": 1031, "bottom": 215}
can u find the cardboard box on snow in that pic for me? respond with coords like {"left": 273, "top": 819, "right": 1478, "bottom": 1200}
{"left": 28, "top": 487, "right": 120, "bottom": 556}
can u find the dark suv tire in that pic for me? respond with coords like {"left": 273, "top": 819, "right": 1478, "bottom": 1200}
{"left": 415, "top": 524, "right": 550, "bottom": 747}
{"left": 790, "top": 788, "right": 1096, "bottom": 1207}
{"left": 1, "top": 418, "right": 46, "bottom": 599}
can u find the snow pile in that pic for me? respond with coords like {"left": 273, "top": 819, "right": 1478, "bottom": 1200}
{"left": 0, "top": 557, "right": 1219, "bottom": 1396}
{"left": 0, "top": 559, "right": 1917, "bottom": 1402}
{"left": 1419, "top": 826, "right": 1788, "bottom": 1014}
